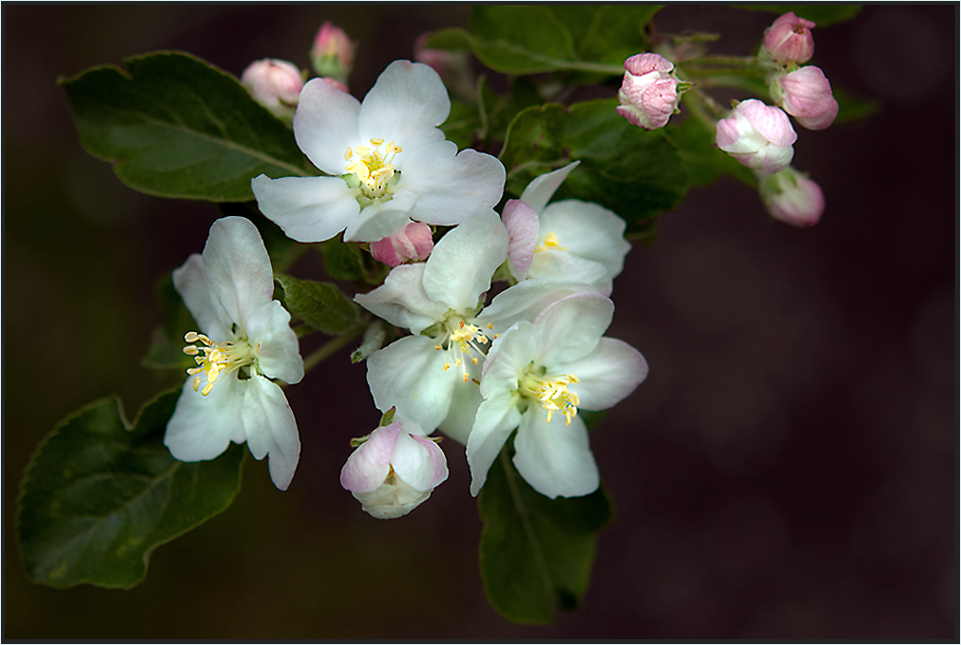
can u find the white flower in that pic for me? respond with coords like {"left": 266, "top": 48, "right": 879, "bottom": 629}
{"left": 467, "top": 292, "right": 648, "bottom": 499}
{"left": 339, "top": 419, "right": 448, "bottom": 519}
{"left": 164, "top": 217, "right": 304, "bottom": 490}
{"left": 252, "top": 60, "right": 506, "bottom": 243}
{"left": 503, "top": 162, "right": 631, "bottom": 296}
{"left": 355, "top": 209, "right": 594, "bottom": 442}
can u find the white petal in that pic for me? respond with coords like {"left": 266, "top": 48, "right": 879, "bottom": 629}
{"left": 339, "top": 422, "right": 400, "bottom": 493}
{"left": 422, "top": 209, "right": 508, "bottom": 311}
{"left": 519, "top": 161, "right": 580, "bottom": 215}
{"left": 245, "top": 300, "right": 303, "bottom": 385}
{"left": 535, "top": 291, "right": 613, "bottom": 367}
{"left": 400, "top": 144, "right": 506, "bottom": 226}
{"left": 467, "top": 393, "right": 523, "bottom": 496}
{"left": 438, "top": 378, "right": 484, "bottom": 444}
{"left": 502, "top": 199, "right": 539, "bottom": 281}
{"left": 479, "top": 321, "right": 539, "bottom": 396}
{"left": 293, "top": 77, "right": 361, "bottom": 175}
{"left": 366, "top": 335, "right": 457, "bottom": 433}
{"left": 513, "top": 413, "right": 599, "bottom": 499}
{"left": 199, "top": 217, "right": 274, "bottom": 333}
{"left": 354, "top": 264, "right": 448, "bottom": 334}
{"left": 538, "top": 199, "right": 630, "bottom": 279}
{"left": 164, "top": 376, "right": 246, "bottom": 462}
{"left": 241, "top": 376, "right": 300, "bottom": 491}
{"left": 527, "top": 250, "right": 613, "bottom": 297}
{"left": 359, "top": 60, "right": 450, "bottom": 151}
{"left": 172, "top": 254, "right": 230, "bottom": 340}
{"left": 391, "top": 432, "right": 449, "bottom": 492}
{"left": 477, "top": 278, "right": 599, "bottom": 337}
{"left": 553, "top": 337, "right": 649, "bottom": 411}
{"left": 252, "top": 174, "right": 360, "bottom": 243}
{"left": 342, "top": 192, "right": 418, "bottom": 242}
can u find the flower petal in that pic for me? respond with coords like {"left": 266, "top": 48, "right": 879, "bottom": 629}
{"left": 467, "top": 393, "right": 523, "bottom": 496}
{"left": 477, "top": 278, "right": 598, "bottom": 337}
{"left": 252, "top": 174, "right": 360, "bottom": 243}
{"left": 534, "top": 291, "right": 613, "bottom": 367}
{"left": 519, "top": 161, "right": 580, "bottom": 215}
{"left": 358, "top": 60, "right": 450, "bottom": 151}
{"left": 241, "top": 376, "right": 301, "bottom": 490}
{"left": 172, "top": 254, "right": 230, "bottom": 340}
{"left": 293, "top": 77, "right": 361, "bottom": 175}
{"left": 553, "top": 337, "right": 648, "bottom": 411}
{"left": 392, "top": 432, "right": 449, "bottom": 491}
{"left": 538, "top": 200, "right": 630, "bottom": 280}
{"left": 245, "top": 300, "right": 303, "bottom": 385}
{"left": 502, "top": 199, "right": 539, "bottom": 281}
{"left": 340, "top": 422, "right": 400, "bottom": 493}
{"left": 342, "top": 191, "right": 418, "bottom": 242}
{"left": 354, "top": 263, "right": 449, "bottom": 334}
{"left": 164, "top": 375, "right": 246, "bottom": 462}
{"left": 527, "top": 250, "right": 613, "bottom": 297}
{"left": 438, "top": 377, "right": 485, "bottom": 444}
{"left": 513, "top": 412, "right": 599, "bottom": 499}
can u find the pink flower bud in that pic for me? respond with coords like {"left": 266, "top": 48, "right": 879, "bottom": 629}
{"left": 757, "top": 167, "right": 825, "bottom": 227}
{"left": 413, "top": 33, "right": 476, "bottom": 100}
{"left": 616, "top": 53, "right": 685, "bottom": 130}
{"left": 370, "top": 222, "right": 434, "bottom": 266}
{"left": 716, "top": 99, "right": 798, "bottom": 175}
{"left": 775, "top": 66, "right": 839, "bottom": 131}
{"left": 310, "top": 21, "right": 356, "bottom": 82}
{"left": 340, "top": 422, "right": 448, "bottom": 519}
{"left": 762, "top": 12, "right": 816, "bottom": 64}
{"left": 240, "top": 59, "right": 304, "bottom": 119}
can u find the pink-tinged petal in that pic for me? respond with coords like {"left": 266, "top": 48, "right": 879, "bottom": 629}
{"left": 737, "top": 100, "right": 797, "bottom": 147}
{"left": 715, "top": 117, "right": 741, "bottom": 148}
{"left": 241, "top": 376, "right": 301, "bottom": 490}
{"left": 502, "top": 199, "right": 539, "bottom": 280}
{"left": 423, "top": 209, "right": 508, "bottom": 311}
{"left": 340, "top": 423, "right": 401, "bottom": 493}
{"left": 400, "top": 143, "right": 506, "bottom": 226}
{"left": 370, "top": 222, "right": 434, "bottom": 266}
{"left": 513, "top": 413, "right": 598, "bottom": 499}
{"left": 244, "top": 300, "right": 303, "bottom": 385}
{"left": 534, "top": 292, "right": 613, "bottom": 367}
{"left": 623, "top": 52, "right": 674, "bottom": 76}
{"left": 467, "top": 393, "right": 523, "bottom": 496}
{"left": 552, "top": 337, "right": 648, "bottom": 411}
{"left": 477, "top": 278, "right": 598, "bottom": 336}
{"left": 518, "top": 161, "right": 580, "bottom": 215}
{"left": 538, "top": 199, "right": 630, "bottom": 281}
{"left": 366, "top": 335, "right": 457, "bottom": 433}
{"left": 199, "top": 217, "right": 274, "bottom": 332}
{"left": 165, "top": 376, "right": 246, "bottom": 463}
{"left": 358, "top": 60, "right": 450, "bottom": 151}
{"left": 293, "top": 77, "right": 362, "bottom": 175}
{"left": 252, "top": 174, "right": 360, "bottom": 243}
{"left": 354, "top": 263, "right": 448, "bottom": 334}
{"left": 392, "top": 432, "right": 449, "bottom": 491}
{"left": 172, "top": 254, "right": 230, "bottom": 340}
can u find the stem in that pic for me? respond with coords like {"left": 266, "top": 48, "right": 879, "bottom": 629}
{"left": 302, "top": 326, "right": 364, "bottom": 373}
{"left": 691, "top": 85, "right": 728, "bottom": 119}
{"left": 687, "top": 55, "right": 760, "bottom": 67}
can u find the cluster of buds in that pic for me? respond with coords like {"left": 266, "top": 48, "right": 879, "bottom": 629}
{"left": 616, "top": 53, "right": 690, "bottom": 130}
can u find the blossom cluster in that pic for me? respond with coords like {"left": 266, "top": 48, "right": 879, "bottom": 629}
{"left": 164, "top": 51, "right": 648, "bottom": 518}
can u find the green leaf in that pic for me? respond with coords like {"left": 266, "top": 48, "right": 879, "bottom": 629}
{"left": 667, "top": 115, "right": 755, "bottom": 188}
{"left": 500, "top": 99, "right": 687, "bottom": 239}
{"left": 60, "top": 51, "right": 315, "bottom": 202}
{"left": 552, "top": 5, "right": 661, "bottom": 67}
{"left": 16, "top": 390, "right": 245, "bottom": 589}
{"left": 732, "top": 4, "right": 862, "bottom": 27}
{"left": 442, "top": 98, "right": 483, "bottom": 150}
{"left": 833, "top": 86, "right": 881, "bottom": 125}
{"left": 321, "top": 236, "right": 367, "bottom": 283}
{"left": 142, "top": 272, "right": 197, "bottom": 372}
{"left": 274, "top": 274, "right": 359, "bottom": 334}
{"left": 478, "top": 445, "right": 613, "bottom": 624}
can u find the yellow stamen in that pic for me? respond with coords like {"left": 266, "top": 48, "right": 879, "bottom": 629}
{"left": 520, "top": 371, "right": 581, "bottom": 425}
{"left": 343, "top": 138, "right": 401, "bottom": 200}
{"left": 535, "top": 231, "right": 567, "bottom": 253}
{"left": 182, "top": 331, "right": 255, "bottom": 397}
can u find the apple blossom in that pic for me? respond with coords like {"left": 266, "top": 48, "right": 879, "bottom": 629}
{"left": 716, "top": 99, "right": 797, "bottom": 175}
{"left": 252, "top": 60, "right": 506, "bottom": 243}
{"left": 616, "top": 53, "right": 688, "bottom": 130}
{"left": 240, "top": 59, "right": 304, "bottom": 119}
{"left": 774, "top": 66, "right": 839, "bottom": 131}
{"left": 340, "top": 419, "right": 448, "bottom": 519}
{"left": 756, "top": 167, "right": 825, "bottom": 227}
{"left": 761, "top": 12, "right": 816, "bottom": 64}
{"left": 164, "top": 217, "right": 304, "bottom": 491}
{"left": 466, "top": 292, "right": 648, "bottom": 499}
{"left": 370, "top": 221, "right": 434, "bottom": 266}
{"left": 310, "top": 20, "right": 356, "bottom": 83}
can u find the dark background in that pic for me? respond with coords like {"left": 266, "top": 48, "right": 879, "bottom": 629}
{"left": 4, "top": 5, "right": 956, "bottom": 639}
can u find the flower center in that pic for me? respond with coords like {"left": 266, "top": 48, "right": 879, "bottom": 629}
{"left": 519, "top": 367, "right": 580, "bottom": 425}
{"left": 433, "top": 318, "right": 494, "bottom": 383}
{"left": 343, "top": 137, "right": 402, "bottom": 200}
{"left": 182, "top": 331, "right": 256, "bottom": 396}
{"left": 535, "top": 231, "right": 567, "bottom": 253}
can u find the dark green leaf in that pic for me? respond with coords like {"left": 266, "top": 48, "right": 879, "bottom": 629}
{"left": 667, "top": 114, "right": 756, "bottom": 188}
{"left": 732, "top": 4, "right": 862, "bottom": 27}
{"left": 833, "top": 86, "right": 881, "bottom": 125}
{"left": 274, "top": 274, "right": 358, "bottom": 334}
{"left": 478, "top": 445, "right": 613, "bottom": 624}
{"left": 441, "top": 98, "right": 482, "bottom": 150}
{"left": 321, "top": 236, "right": 368, "bottom": 283}
{"left": 552, "top": 5, "right": 661, "bottom": 67}
{"left": 17, "top": 390, "right": 245, "bottom": 589}
{"left": 142, "top": 272, "right": 197, "bottom": 372}
{"left": 60, "top": 51, "right": 315, "bottom": 202}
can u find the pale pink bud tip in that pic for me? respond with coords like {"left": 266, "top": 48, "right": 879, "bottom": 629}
{"left": 762, "top": 12, "right": 816, "bottom": 64}
{"left": 617, "top": 52, "right": 685, "bottom": 130}
{"left": 370, "top": 222, "right": 434, "bottom": 267}
{"left": 310, "top": 21, "right": 356, "bottom": 81}
{"left": 776, "top": 66, "right": 838, "bottom": 131}
{"left": 716, "top": 99, "right": 797, "bottom": 175}
{"left": 758, "top": 167, "right": 825, "bottom": 227}
{"left": 240, "top": 59, "right": 304, "bottom": 119}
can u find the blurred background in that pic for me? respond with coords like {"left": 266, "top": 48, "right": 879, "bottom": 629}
{"left": 3, "top": 5, "right": 956, "bottom": 639}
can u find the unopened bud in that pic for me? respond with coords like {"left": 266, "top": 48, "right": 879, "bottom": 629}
{"left": 370, "top": 222, "right": 434, "bottom": 267}
{"left": 240, "top": 59, "right": 304, "bottom": 119}
{"left": 774, "top": 66, "right": 839, "bottom": 131}
{"left": 716, "top": 99, "right": 797, "bottom": 175}
{"left": 762, "top": 12, "right": 816, "bottom": 64}
{"left": 310, "top": 20, "right": 356, "bottom": 83}
{"left": 616, "top": 53, "right": 689, "bottom": 130}
{"left": 757, "top": 167, "right": 825, "bottom": 227}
